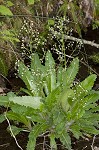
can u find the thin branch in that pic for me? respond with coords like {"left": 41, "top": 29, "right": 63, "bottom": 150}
{"left": 53, "top": 31, "right": 99, "bottom": 49}
{"left": 91, "top": 135, "right": 96, "bottom": 150}
{"left": 0, "top": 14, "right": 55, "bottom": 19}
{"left": 0, "top": 15, "right": 75, "bottom": 23}
{"left": 4, "top": 113, "right": 23, "bottom": 150}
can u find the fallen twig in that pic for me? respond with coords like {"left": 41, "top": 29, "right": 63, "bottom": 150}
{"left": 4, "top": 113, "right": 23, "bottom": 150}
{"left": 52, "top": 31, "right": 99, "bottom": 49}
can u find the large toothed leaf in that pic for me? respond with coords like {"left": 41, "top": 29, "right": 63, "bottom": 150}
{"left": 50, "top": 133, "right": 57, "bottom": 149}
{"left": 45, "top": 51, "right": 56, "bottom": 93}
{"left": 78, "top": 120, "right": 99, "bottom": 135}
{"left": 71, "top": 91, "right": 99, "bottom": 118}
{"left": 60, "top": 89, "right": 75, "bottom": 112}
{"left": 6, "top": 111, "right": 30, "bottom": 126}
{"left": 18, "top": 61, "right": 38, "bottom": 95}
{"left": 59, "top": 130, "right": 72, "bottom": 150}
{"left": 7, "top": 125, "right": 23, "bottom": 136}
{"left": 45, "top": 51, "right": 55, "bottom": 69}
{"left": 74, "top": 74, "right": 97, "bottom": 99}
{"left": 45, "top": 85, "right": 61, "bottom": 110}
{"left": 31, "top": 53, "right": 45, "bottom": 80}
{"left": 81, "top": 92, "right": 99, "bottom": 109}
{"left": 70, "top": 124, "right": 82, "bottom": 139}
{"left": 9, "top": 96, "right": 43, "bottom": 109}
{"left": 63, "top": 57, "right": 79, "bottom": 88}
{"left": 69, "top": 75, "right": 98, "bottom": 120}
{"left": 27, "top": 123, "right": 48, "bottom": 150}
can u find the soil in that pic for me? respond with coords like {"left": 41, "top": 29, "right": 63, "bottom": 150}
{"left": 0, "top": 119, "right": 99, "bottom": 150}
{"left": 0, "top": 27, "right": 99, "bottom": 150}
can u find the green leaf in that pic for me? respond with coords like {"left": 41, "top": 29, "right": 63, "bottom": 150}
{"left": 72, "top": 92, "right": 99, "bottom": 119}
{"left": 7, "top": 92, "right": 16, "bottom": 97}
{"left": 80, "top": 124, "right": 99, "bottom": 135}
{"left": 10, "top": 103, "right": 43, "bottom": 123}
{"left": 50, "top": 133, "right": 57, "bottom": 149}
{"left": 27, "top": 0, "right": 34, "bottom": 5}
{"left": 75, "top": 74, "right": 97, "bottom": 99}
{"left": 0, "top": 5, "right": 13, "bottom": 16}
{"left": 20, "top": 88, "right": 33, "bottom": 96}
{"left": 82, "top": 113, "right": 99, "bottom": 123}
{"left": 45, "top": 51, "right": 56, "bottom": 92}
{"left": 68, "top": 74, "right": 97, "bottom": 120}
{"left": 0, "top": 96, "right": 9, "bottom": 107}
{"left": 82, "top": 92, "right": 99, "bottom": 108}
{"left": 0, "top": 30, "right": 20, "bottom": 43}
{"left": 56, "top": 120, "right": 66, "bottom": 134}
{"left": 48, "top": 19, "right": 55, "bottom": 25}
{"left": 60, "top": 89, "right": 75, "bottom": 112}
{"left": 59, "top": 130, "right": 71, "bottom": 150}
{"left": 6, "top": 111, "right": 30, "bottom": 127}
{"left": 11, "top": 103, "right": 30, "bottom": 115}
{"left": 63, "top": 57, "right": 79, "bottom": 88}
{"left": 18, "top": 61, "right": 38, "bottom": 95}
{"left": 30, "top": 114, "right": 44, "bottom": 123}
{"left": 7, "top": 125, "right": 23, "bottom": 136}
{"left": 27, "top": 123, "right": 48, "bottom": 150}
{"left": 53, "top": 110, "right": 66, "bottom": 134}
{"left": 0, "top": 114, "right": 5, "bottom": 123}
{"left": 31, "top": 53, "right": 45, "bottom": 81}
{"left": 70, "top": 124, "right": 82, "bottom": 139}
{"left": 9, "top": 96, "right": 43, "bottom": 109}
{"left": 31, "top": 53, "right": 46, "bottom": 96}
{"left": 6, "top": 1, "right": 14, "bottom": 7}
{"left": 90, "top": 106, "right": 99, "bottom": 112}
{"left": 45, "top": 85, "right": 61, "bottom": 110}
{"left": 57, "top": 65, "right": 63, "bottom": 86}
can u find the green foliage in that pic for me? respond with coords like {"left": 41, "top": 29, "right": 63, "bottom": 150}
{"left": 0, "top": 4, "right": 13, "bottom": 16}
{"left": 9, "top": 96, "right": 43, "bottom": 109}
{"left": 0, "top": 1, "right": 20, "bottom": 77}
{"left": 0, "top": 28, "right": 19, "bottom": 77}
{"left": 89, "top": 53, "right": 99, "bottom": 64}
{"left": 27, "top": 123, "right": 48, "bottom": 150}
{"left": 27, "top": 0, "right": 40, "bottom": 5}
{"left": 7, "top": 125, "right": 23, "bottom": 136}
{"left": 0, "top": 30, "right": 20, "bottom": 44}
{"left": 6, "top": 111, "right": 31, "bottom": 128}
{"left": 0, "top": 51, "right": 99, "bottom": 150}
{"left": 0, "top": 114, "right": 5, "bottom": 123}
{"left": 27, "top": 0, "right": 34, "bottom": 5}
{"left": 0, "top": 52, "right": 8, "bottom": 76}
{"left": 6, "top": 1, "right": 14, "bottom": 7}
{"left": 48, "top": 19, "right": 55, "bottom": 26}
